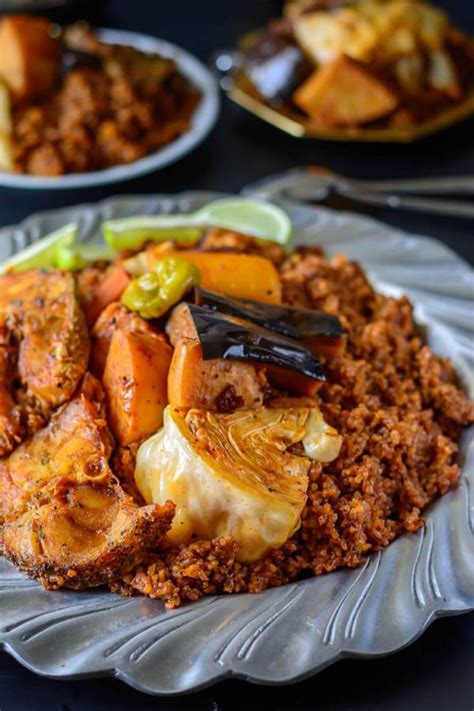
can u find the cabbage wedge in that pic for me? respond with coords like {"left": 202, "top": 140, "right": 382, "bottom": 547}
{"left": 135, "top": 405, "right": 342, "bottom": 561}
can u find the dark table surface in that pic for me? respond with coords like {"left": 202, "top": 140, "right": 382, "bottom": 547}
{"left": 0, "top": 1, "right": 473, "bottom": 709}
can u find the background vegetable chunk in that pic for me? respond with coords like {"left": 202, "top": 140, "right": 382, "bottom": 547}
{"left": 293, "top": 57, "right": 399, "bottom": 126}
{"left": 0, "top": 15, "right": 60, "bottom": 100}
{"left": 103, "top": 329, "right": 173, "bottom": 445}
{"left": 0, "top": 80, "right": 13, "bottom": 171}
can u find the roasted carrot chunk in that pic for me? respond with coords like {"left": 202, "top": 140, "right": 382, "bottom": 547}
{"left": 303, "top": 334, "right": 346, "bottom": 359}
{"left": 85, "top": 266, "right": 130, "bottom": 326}
{"left": 103, "top": 329, "right": 172, "bottom": 446}
{"left": 266, "top": 365, "right": 322, "bottom": 397}
{"left": 168, "top": 338, "right": 266, "bottom": 411}
{"left": 90, "top": 302, "right": 167, "bottom": 377}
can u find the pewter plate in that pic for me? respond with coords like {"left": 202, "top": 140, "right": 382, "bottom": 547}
{"left": 0, "top": 190, "right": 473, "bottom": 695}
{"left": 0, "top": 31, "right": 219, "bottom": 190}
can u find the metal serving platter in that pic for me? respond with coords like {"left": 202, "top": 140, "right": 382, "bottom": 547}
{"left": 0, "top": 190, "right": 473, "bottom": 695}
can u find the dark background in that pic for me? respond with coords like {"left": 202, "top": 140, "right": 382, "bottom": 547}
{"left": 0, "top": 1, "right": 473, "bottom": 709}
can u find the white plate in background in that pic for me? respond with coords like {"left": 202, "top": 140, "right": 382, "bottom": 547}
{"left": 0, "top": 30, "right": 219, "bottom": 189}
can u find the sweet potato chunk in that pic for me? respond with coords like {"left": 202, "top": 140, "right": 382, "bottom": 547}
{"left": 0, "top": 16, "right": 60, "bottom": 100}
{"left": 168, "top": 338, "right": 266, "bottom": 411}
{"left": 103, "top": 329, "right": 173, "bottom": 445}
{"left": 293, "top": 56, "right": 398, "bottom": 126}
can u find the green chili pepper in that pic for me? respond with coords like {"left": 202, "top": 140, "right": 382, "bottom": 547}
{"left": 121, "top": 256, "right": 201, "bottom": 319}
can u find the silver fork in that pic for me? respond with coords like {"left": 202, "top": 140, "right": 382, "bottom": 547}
{"left": 248, "top": 168, "right": 474, "bottom": 219}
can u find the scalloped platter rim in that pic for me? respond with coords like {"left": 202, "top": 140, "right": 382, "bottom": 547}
{"left": 0, "top": 190, "right": 473, "bottom": 695}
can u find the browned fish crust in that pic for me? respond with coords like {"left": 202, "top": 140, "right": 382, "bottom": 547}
{"left": 0, "top": 269, "right": 89, "bottom": 455}
{"left": 1, "top": 374, "right": 175, "bottom": 588}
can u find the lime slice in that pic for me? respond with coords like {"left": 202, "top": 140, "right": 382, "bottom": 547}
{"left": 0, "top": 223, "right": 78, "bottom": 274}
{"left": 102, "top": 222, "right": 202, "bottom": 251}
{"left": 102, "top": 198, "right": 292, "bottom": 250}
{"left": 55, "top": 244, "right": 115, "bottom": 271}
{"left": 198, "top": 198, "right": 292, "bottom": 245}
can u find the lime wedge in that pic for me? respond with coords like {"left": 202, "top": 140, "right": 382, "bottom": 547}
{"left": 102, "top": 221, "right": 202, "bottom": 251}
{"left": 198, "top": 198, "right": 292, "bottom": 244}
{"left": 102, "top": 198, "right": 292, "bottom": 250}
{"left": 0, "top": 223, "right": 78, "bottom": 274}
{"left": 55, "top": 244, "right": 115, "bottom": 271}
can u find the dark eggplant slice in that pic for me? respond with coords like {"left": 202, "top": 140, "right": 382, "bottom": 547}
{"left": 245, "top": 47, "right": 312, "bottom": 105}
{"left": 194, "top": 287, "right": 343, "bottom": 339}
{"left": 188, "top": 304, "right": 325, "bottom": 381}
{"left": 243, "top": 22, "right": 312, "bottom": 105}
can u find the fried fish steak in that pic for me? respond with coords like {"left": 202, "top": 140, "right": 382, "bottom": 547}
{"left": 0, "top": 269, "right": 90, "bottom": 456}
{"left": 0, "top": 324, "right": 22, "bottom": 454}
{"left": 0, "top": 375, "right": 175, "bottom": 589}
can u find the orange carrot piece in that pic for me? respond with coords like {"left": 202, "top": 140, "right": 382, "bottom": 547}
{"left": 103, "top": 329, "right": 172, "bottom": 446}
{"left": 168, "top": 338, "right": 266, "bottom": 410}
{"left": 90, "top": 302, "right": 167, "bottom": 377}
{"left": 266, "top": 364, "right": 322, "bottom": 397}
{"left": 303, "top": 334, "right": 346, "bottom": 359}
{"left": 167, "top": 339, "right": 204, "bottom": 409}
{"left": 85, "top": 266, "right": 130, "bottom": 326}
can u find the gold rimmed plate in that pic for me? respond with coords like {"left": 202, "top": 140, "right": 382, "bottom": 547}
{"left": 229, "top": 73, "right": 474, "bottom": 142}
{"left": 217, "top": 31, "right": 474, "bottom": 143}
